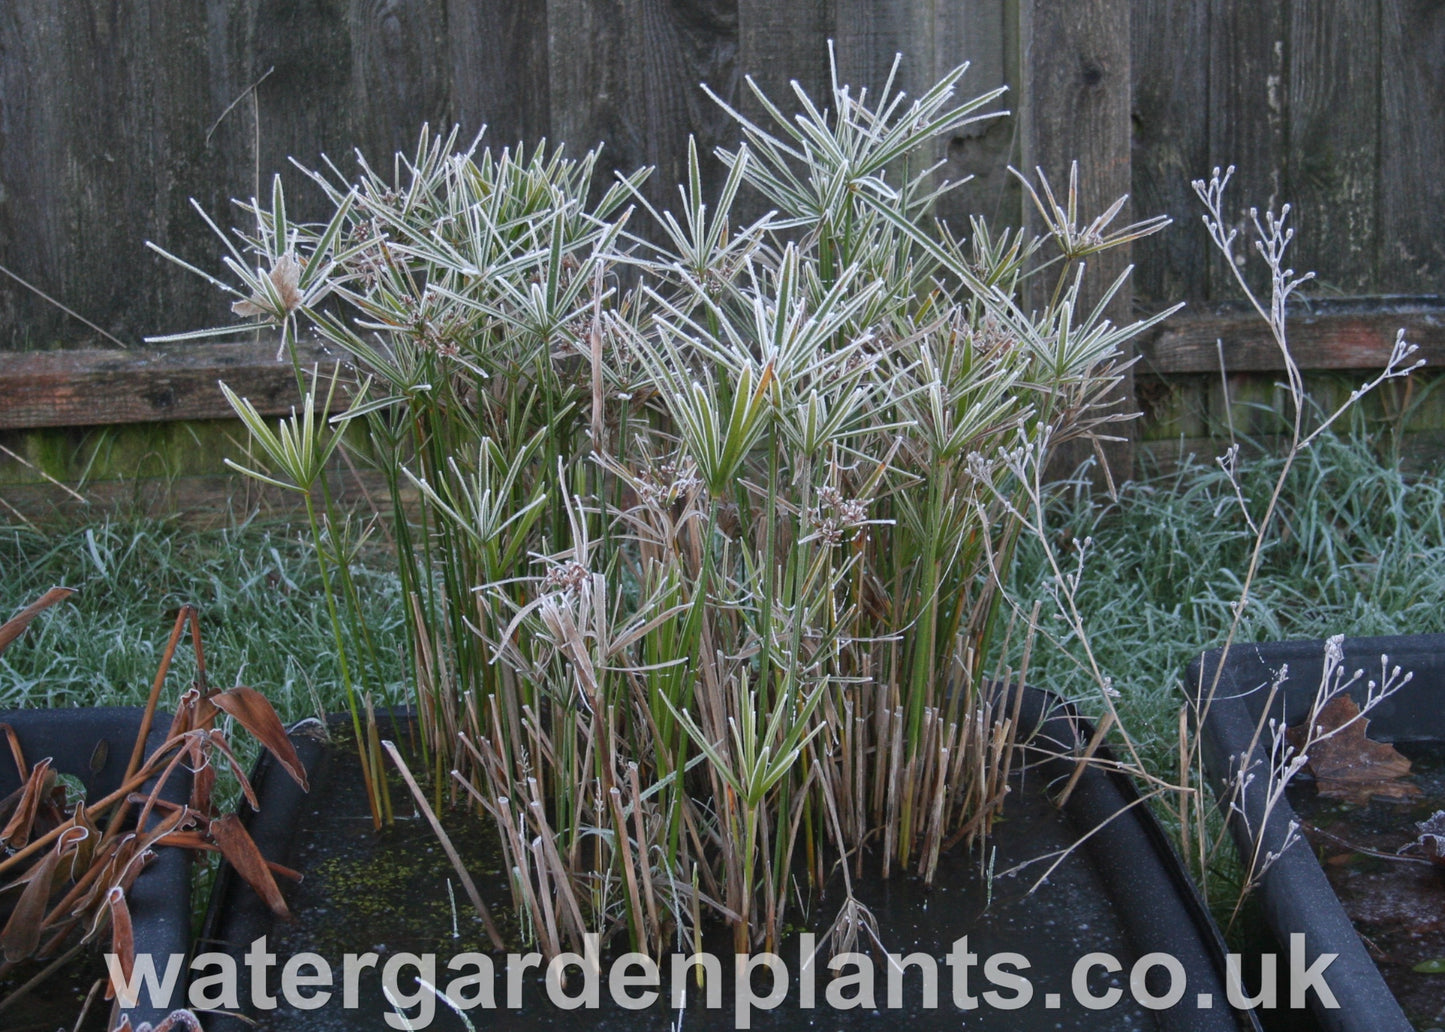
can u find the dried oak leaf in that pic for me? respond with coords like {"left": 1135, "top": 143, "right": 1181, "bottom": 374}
{"left": 1286, "top": 694, "right": 1421, "bottom": 804}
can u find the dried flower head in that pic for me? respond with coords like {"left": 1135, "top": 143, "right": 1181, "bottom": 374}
{"left": 232, "top": 252, "right": 303, "bottom": 320}
{"left": 541, "top": 559, "right": 591, "bottom": 595}
{"left": 805, "top": 485, "right": 869, "bottom": 546}
{"left": 637, "top": 457, "right": 702, "bottom": 509}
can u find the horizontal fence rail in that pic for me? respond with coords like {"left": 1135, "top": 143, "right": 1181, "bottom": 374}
{"left": 0, "top": 342, "right": 344, "bottom": 430}
{"left": 5, "top": 299, "right": 1443, "bottom": 430}
{"left": 1137, "top": 299, "right": 1445, "bottom": 375}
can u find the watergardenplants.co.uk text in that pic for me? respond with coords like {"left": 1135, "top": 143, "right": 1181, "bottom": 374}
{"left": 109, "top": 932, "right": 1340, "bottom": 1030}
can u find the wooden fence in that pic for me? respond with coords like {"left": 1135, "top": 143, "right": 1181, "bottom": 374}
{"left": 1, "top": 0, "right": 1442, "bottom": 514}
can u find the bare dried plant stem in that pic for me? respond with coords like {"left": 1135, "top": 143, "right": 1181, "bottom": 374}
{"left": 121, "top": 605, "right": 191, "bottom": 790}
{"left": 382, "top": 739, "right": 505, "bottom": 950}
{"left": 1182, "top": 170, "right": 1421, "bottom": 908}
{"left": 0, "top": 263, "right": 131, "bottom": 349}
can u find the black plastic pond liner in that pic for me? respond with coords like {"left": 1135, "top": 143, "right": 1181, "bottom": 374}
{"left": 0, "top": 706, "right": 192, "bottom": 1032}
{"left": 1189, "top": 633, "right": 1445, "bottom": 1032}
{"left": 1009, "top": 688, "right": 1259, "bottom": 1032}
{"left": 201, "top": 696, "right": 1258, "bottom": 1032}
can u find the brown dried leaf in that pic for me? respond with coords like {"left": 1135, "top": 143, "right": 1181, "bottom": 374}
{"left": 209, "top": 814, "right": 291, "bottom": 919}
{"left": 72, "top": 838, "right": 136, "bottom": 928}
{"left": 1287, "top": 694, "right": 1421, "bottom": 804}
{"left": 212, "top": 686, "right": 308, "bottom": 791}
{"left": 0, "top": 587, "right": 76, "bottom": 654}
{"left": 2, "top": 724, "right": 26, "bottom": 780}
{"left": 132, "top": 800, "right": 190, "bottom": 853}
{"left": 166, "top": 687, "right": 218, "bottom": 738}
{"left": 102, "top": 886, "right": 134, "bottom": 1002}
{"left": 1, "top": 845, "right": 58, "bottom": 962}
{"left": 122, "top": 737, "right": 202, "bottom": 839}
{"left": 76, "top": 837, "right": 149, "bottom": 939}
{"left": 0, "top": 757, "right": 54, "bottom": 849}
{"left": 56, "top": 821, "right": 96, "bottom": 882}
{"left": 198, "top": 730, "right": 259, "bottom": 811}
{"left": 190, "top": 751, "right": 217, "bottom": 814}
{"left": 111, "top": 842, "right": 149, "bottom": 899}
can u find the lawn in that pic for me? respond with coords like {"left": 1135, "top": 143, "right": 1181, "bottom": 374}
{"left": 0, "top": 516, "right": 407, "bottom": 717}
{"left": 1008, "top": 427, "right": 1445, "bottom": 782}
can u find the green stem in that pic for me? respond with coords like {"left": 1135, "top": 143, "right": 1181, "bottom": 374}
{"left": 304, "top": 491, "right": 383, "bottom": 826}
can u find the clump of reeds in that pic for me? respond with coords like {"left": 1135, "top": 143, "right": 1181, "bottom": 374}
{"left": 155, "top": 48, "right": 1172, "bottom": 956}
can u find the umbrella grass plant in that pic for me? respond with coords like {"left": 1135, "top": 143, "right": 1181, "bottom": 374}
{"left": 154, "top": 51, "right": 1174, "bottom": 957}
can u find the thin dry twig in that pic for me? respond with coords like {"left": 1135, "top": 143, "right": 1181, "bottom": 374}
{"left": 381, "top": 739, "right": 506, "bottom": 950}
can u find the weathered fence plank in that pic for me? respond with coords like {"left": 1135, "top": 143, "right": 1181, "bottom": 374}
{"left": 2, "top": 0, "right": 1443, "bottom": 498}
{"left": 1130, "top": 0, "right": 1210, "bottom": 307}
{"left": 1286, "top": 3, "right": 1380, "bottom": 296}
{"left": 549, "top": 0, "right": 740, "bottom": 213}
{"left": 1020, "top": 0, "right": 1134, "bottom": 478}
{"left": 447, "top": 0, "right": 549, "bottom": 151}
{"left": 934, "top": 0, "right": 1018, "bottom": 230}
{"left": 247, "top": 0, "right": 451, "bottom": 218}
{"left": 0, "top": 2, "right": 223, "bottom": 347}
{"left": 1019, "top": 0, "right": 1133, "bottom": 235}
{"left": 1206, "top": 0, "right": 1287, "bottom": 302}
{"left": 8, "top": 303, "right": 1430, "bottom": 433}
{"left": 736, "top": 0, "right": 830, "bottom": 105}
{"left": 5, "top": 0, "right": 1440, "bottom": 352}
{"left": 1018, "top": 0, "right": 1134, "bottom": 311}
{"left": 1379, "top": 0, "right": 1445, "bottom": 293}
{"left": 832, "top": 0, "right": 908, "bottom": 90}
{"left": 545, "top": 0, "right": 632, "bottom": 197}
{"left": 735, "top": 0, "right": 831, "bottom": 145}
